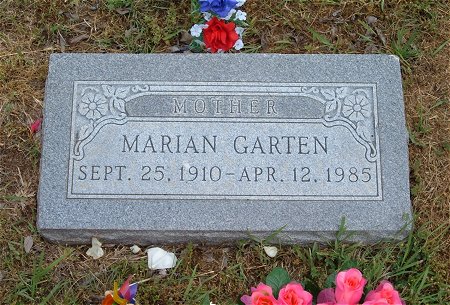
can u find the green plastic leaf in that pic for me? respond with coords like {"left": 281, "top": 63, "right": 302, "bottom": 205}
{"left": 265, "top": 267, "right": 291, "bottom": 298}
{"left": 302, "top": 278, "right": 321, "bottom": 298}
{"left": 324, "top": 272, "right": 337, "bottom": 288}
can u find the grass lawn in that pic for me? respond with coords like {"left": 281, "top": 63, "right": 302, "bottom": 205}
{"left": 0, "top": 0, "right": 449, "bottom": 304}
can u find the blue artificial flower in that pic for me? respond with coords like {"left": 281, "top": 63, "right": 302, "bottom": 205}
{"left": 199, "top": 0, "right": 238, "bottom": 18}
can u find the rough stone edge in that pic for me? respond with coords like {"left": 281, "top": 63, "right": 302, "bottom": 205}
{"left": 39, "top": 225, "right": 411, "bottom": 246}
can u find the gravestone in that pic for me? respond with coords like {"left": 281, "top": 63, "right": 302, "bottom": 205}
{"left": 37, "top": 54, "right": 412, "bottom": 244}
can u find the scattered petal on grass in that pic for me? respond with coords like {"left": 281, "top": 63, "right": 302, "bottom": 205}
{"left": 130, "top": 245, "right": 141, "bottom": 254}
{"left": 30, "top": 118, "right": 42, "bottom": 133}
{"left": 86, "top": 237, "right": 104, "bottom": 259}
{"left": 147, "top": 247, "right": 177, "bottom": 270}
{"left": 24, "top": 235, "right": 33, "bottom": 253}
{"left": 263, "top": 246, "right": 278, "bottom": 258}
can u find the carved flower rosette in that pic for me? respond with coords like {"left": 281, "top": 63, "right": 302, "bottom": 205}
{"left": 319, "top": 86, "right": 376, "bottom": 161}
{"left": 74, "top": 85, "right": 131, "bottom": 160}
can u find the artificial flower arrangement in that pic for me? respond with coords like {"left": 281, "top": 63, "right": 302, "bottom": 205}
{"left": 101, "top": 268, "right": 405, "bottom": 304}
{"left": 240, "top": 267, "right": 406, "bottom": 305}
{"left": 102, "top": 276, "right": 138, "bottom": 305}
{"left": 190, "top": 0, "right": 247, "bottom": 52}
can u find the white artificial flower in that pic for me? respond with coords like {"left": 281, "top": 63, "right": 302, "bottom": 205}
{"left": 236, "top": 0, "right": 246, "bottom": 7}
{"left": 190, "top": 24, "right": 204, "bottom": 37}
{"left": 234, "top": 39, "right": 244, "bottom": 50}
{"left": 235, "top": 10, "right": 247, "bottom": 21}
{"left": 235, "top": 26, "right": 245, "bottom": 37}
{"left": 147, "top": 247, "right": 177, "bottom": 270}
{"left": 224, "top": 9, "right": 236, "bottom": 20}
{"left": 203, "top": 12, "right": 212, "bottom": 21}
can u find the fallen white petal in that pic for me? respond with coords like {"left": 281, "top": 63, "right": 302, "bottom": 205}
{"left": 86, "top": 237, "right": 104, "bottom": 259}
{"left": 147, "top": 247, "right": 177, "bottom": 270}
{"left": 130, "top": 245, "right": 141, "bottom": 254}
{"left": 263, "top": 246, "right": 278, "bottom": 258}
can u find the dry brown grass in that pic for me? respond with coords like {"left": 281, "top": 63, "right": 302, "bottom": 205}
{"left": 0, "top": 0, "right": 449, "bottom": 304}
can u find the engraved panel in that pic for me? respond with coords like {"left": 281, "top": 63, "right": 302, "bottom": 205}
{"left": 67, "top": 81, "right": 382, "bottom": 200}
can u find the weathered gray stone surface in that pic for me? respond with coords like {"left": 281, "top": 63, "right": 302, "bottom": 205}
{"left": 37, "top": 54, "right": 412, "bottom": 244}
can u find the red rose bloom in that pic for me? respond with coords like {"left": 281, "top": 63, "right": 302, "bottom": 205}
{"left": 203, "top": 17, "right": 239, "bottom": 52}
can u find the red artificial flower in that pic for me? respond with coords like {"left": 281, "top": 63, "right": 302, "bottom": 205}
{"left": 203, "top": 17, "right": 239, "bottom": 53}
{"left": 102, "top": 293, "right": 114, "bottom": 305}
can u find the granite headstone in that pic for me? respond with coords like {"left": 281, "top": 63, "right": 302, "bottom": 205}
{"left": 37, "top": 54, "right": 412, "bottom": 244}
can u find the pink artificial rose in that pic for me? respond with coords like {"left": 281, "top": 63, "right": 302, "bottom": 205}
{"left": 317, "top": 288, "right": 336, "bottom": 304}
{"left": 316, "top": 289, "right": 351, "bottom": 305}
{"left": 335, "top": 268, "right": 367, "bottom": 305}
{"left": 362, "top": 300, "right": 390, "bottom": 305}
{"left": 278, "top": 282, "right": 312, "bottom": 305}
{"left": 365, "top": 281, "right": 405, "bottom": 305}
{"left": 241, "top": 283, "right": 279, "bottom": 305}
